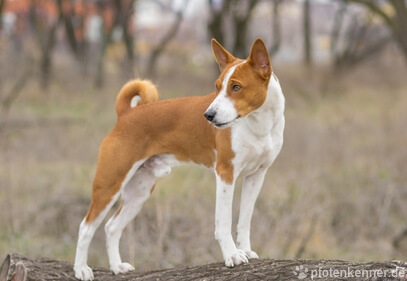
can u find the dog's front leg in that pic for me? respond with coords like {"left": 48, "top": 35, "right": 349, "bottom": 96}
{"left": 236, "top": 168, "right": 267, "bottom": 259}
{"left": 214, "top": 174, "right": 249, "bottom": 267}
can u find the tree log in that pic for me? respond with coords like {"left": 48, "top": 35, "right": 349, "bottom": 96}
{"left": 1, "top": 253, "right": 407, "bottom": 281}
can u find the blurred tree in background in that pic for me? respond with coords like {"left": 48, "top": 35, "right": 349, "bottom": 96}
{"left": 344, "top": 0, "right": 407, "bottom": 66}
{"left": 1, "top": 0, "right": 407, "bottom": 91}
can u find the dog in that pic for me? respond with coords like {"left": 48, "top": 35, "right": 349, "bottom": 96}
{"left": 73, "top": 38, "right": 285, "bottom": 280}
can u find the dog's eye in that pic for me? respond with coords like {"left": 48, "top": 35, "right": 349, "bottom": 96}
{"left": 232, "top": 85, "right": 241, "bottom": 92}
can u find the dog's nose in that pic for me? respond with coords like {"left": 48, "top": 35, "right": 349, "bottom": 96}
{"left": 204, "top": 109, "right": 216, "bottom": 122}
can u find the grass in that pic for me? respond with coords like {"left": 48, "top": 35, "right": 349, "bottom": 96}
{"left": 0, "top": 53, "right": 406, "bottom": 270}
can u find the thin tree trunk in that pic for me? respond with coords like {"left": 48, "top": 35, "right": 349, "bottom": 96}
{"left": 40, "top": 18, "right": 60, "bottom": 90}
{"left": 207, "top": 0, "right": 232, "bottom": 46}
{"left": 95, "top": 33, "right": 111, "bottom": 88}
{"left": 30, "top": 0, "right": 61, "bottom": 89}
{"left": 146, "top": 1, "right": 188, "bottom": 78}
{"left": 122, "top": 0, "right": 136, "bottom": 79}
{"left": 78, "top": 1, "right": 90, "bottom": 75}
{"left": 231, "top": 0, "right": 259, "bottom": 58}
{"left": 232, "top": 18, "right": 249, "bottom": 57}
{"left": 57, "top": 0, "right": 78, "bottom": 56}
{"left": 0, "top": 0, "right": 5, "bottom": 30}
{"left": 330, "top": 2, "right": 347, "bottom": 58}
{"left": 95, "top": 1, "right": 122, "bottom": 88}
{"left": 303, "top": 0, "right": 312, "bottom": 66}
{"left": 269, "top": 0, "right": 282, "bottom": 57}
{"left": 390, "top": 0, "right": 407, "bottom": 66}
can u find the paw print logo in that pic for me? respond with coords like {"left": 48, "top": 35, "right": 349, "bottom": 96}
{"left": 293, "top": 265, "right": 308, "bottom": 280}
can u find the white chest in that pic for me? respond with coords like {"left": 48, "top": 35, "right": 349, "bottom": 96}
{"left": 231, "top": 124, "right": 275, "bottom": 177}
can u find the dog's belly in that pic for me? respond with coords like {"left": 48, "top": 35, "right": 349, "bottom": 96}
{"left": 141, "top": 154, "right": 181, "bottom": 177}
{"left": 141, "top": 153, "right": 212, "bottom": 178}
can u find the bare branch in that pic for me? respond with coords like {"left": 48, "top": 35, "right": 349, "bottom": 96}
{"left": 146, "top": 0, "right": 189, "bottom": 78}
{"left": 343, "top": 0, "right": 396, "bottom": 30}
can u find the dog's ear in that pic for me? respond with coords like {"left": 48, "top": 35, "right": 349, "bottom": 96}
{"left": 211, "top": 39, "right": 236, "bottom": 72}
{"left": 248, "top": 39, "right": 272, "bottom": 80}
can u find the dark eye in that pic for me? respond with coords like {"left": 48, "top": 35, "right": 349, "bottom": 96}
{"left": 232, "top": 85, "right": 241, "bottom": 92}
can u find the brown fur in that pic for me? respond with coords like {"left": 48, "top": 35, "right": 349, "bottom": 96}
{"left": 85, "top": 86, "right": 234, "bottom": 222}
{"left": 85, "top": 39, "right": 271, "bottom": 223}
{"left": 115, "top": 79, "right": 158, "bottom": 117}
{"left": 212, "top": 39, "right": 271, "bottom": 118}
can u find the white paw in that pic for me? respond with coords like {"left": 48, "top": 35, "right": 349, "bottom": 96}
{"left": 110, "top": 262, "right": 135, "bottom": 275}
{"left": 224, "top": 249, "right": 249, "bottom": 267}
{"left": 244, "top": 250, "right": 259, "bottom": 259}
{"left": 74, "top": 265, "right": 94, "bottom": 280}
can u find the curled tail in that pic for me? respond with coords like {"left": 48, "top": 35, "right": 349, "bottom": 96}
{"left": 116, "top": 79, "right": 159, "bottom": 117}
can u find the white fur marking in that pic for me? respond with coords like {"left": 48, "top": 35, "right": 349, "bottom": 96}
{"left": 130, "top": 96, "right": 141, "bottom": 108}
{"left": 74, "top": 192, "right": 120, "bottom": 280}
{"left": 74, "top": 159, "right": 145, "bottom": 280}
{"left": 216, "top": 72, "right": 285, "bottom": 261}
{"left": 236, "top": 168, "right": 267, "bottom": 258}
{"left": 105, "top": 165, "right": 156, "bottom": 274}
{"left": 207, "top": 62, "right": 245, "bottom": 126}
{"left": 214, "top": 175, "right": 248, "bottom": 267}
{"left": 104, "top": 154, "right": 184, "bottom": 274}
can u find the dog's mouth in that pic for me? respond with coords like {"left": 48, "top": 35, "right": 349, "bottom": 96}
{"left": 213, "top": 116, "right": 241, "bottom": 128}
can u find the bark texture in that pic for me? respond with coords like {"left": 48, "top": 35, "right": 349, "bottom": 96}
{"left": 1, "top": 253, "right": 407, "bottom": 281}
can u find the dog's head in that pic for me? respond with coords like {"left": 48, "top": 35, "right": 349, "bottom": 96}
{"left": 204, "top": 39, "right": 272, "bottom": 129}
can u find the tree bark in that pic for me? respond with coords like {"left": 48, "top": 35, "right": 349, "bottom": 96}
{"left": 1, "top": 253, "right": 407, "bottom": 281}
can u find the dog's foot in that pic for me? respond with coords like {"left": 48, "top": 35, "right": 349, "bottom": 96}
{"left": 243, "top": 250, "right": 259, "bottom": 259}
{"left": 111, "top": 262, "right": 135, "bottom": 275}
{"left": 224, "top": 249, "right": 249, "bottom": 267}
{"left": 74, "top": 265, "right": 94, "bottom": 281}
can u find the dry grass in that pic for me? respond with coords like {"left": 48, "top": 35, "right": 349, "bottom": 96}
{"left": 0, "top": 52, "right": 406, "bottom": 271}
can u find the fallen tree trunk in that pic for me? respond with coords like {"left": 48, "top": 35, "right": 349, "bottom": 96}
{"left": 1, "top": 252, "right": 406, "bottom": 281}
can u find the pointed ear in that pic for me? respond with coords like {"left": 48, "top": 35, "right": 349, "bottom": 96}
{"left": 248, "top": 39, "right": 272, "bottom": 79}
{"left": 211, "top": 38, "right": 236, "bottom": 72}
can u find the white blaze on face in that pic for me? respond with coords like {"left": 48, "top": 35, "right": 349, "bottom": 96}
{"left": 207, "top": 62, "right": 244, "bottom": 127}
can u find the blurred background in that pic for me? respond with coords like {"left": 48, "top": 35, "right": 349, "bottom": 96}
{"left": 0, "top": 0, "right": 406, "bottom": 271}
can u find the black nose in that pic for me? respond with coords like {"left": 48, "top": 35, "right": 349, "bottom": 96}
{"left": 204, "top": 109, "right": 216, "bottom": 122}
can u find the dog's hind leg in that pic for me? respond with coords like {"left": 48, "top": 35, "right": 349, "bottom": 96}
{"left": 74, "top": 138, "right": 145, "bottom": 280}
{"left": 104, "top": 164, "right": 158, "bottom": 275}
{"left": 74, "top": 194, "right": 119, "bottom": 281}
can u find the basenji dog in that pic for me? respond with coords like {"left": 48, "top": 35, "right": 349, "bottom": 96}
{"left": 74, "top": 38, "right": 285, "bottom": 280}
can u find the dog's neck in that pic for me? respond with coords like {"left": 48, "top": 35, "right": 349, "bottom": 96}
{"left": 239, "top": 75, "right": 285, "bottom": 137}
